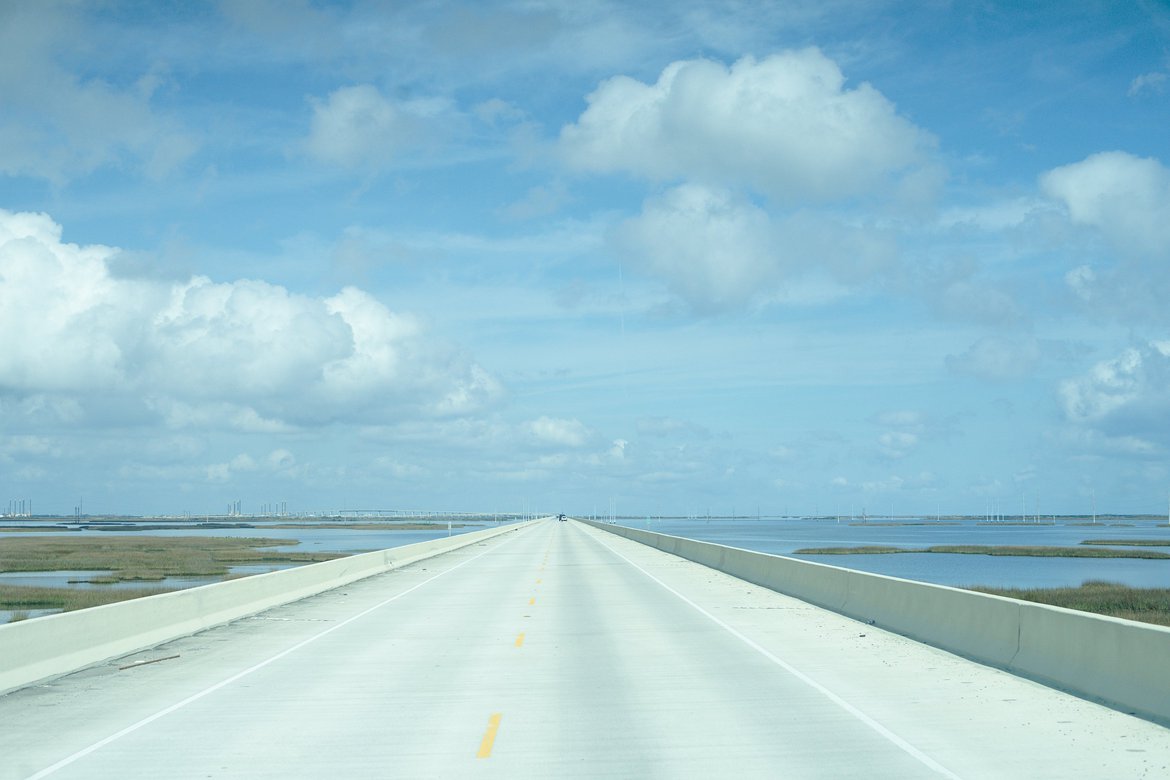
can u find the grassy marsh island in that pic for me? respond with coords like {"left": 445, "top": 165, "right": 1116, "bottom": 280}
{"left": 0, "top": 535, "right": 345, "bottom": 579}
{"left": 0, "top": 584, "right": 180, "bottom": 617}
{"left": 970, "top": 581, "right": 1170, "bottom": 628}
{"left": 1081, "top": 539, "right": 1170, "bottom": 547}
{"left": 0, "top": 536, "right": 347, "bottom": 620}
{"left": 794, "top": 544, "right": 1170, "bottom": 559}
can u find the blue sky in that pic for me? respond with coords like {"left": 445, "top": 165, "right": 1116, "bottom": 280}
{"left": 1, "top": 0, "right": 1169, "bottom": 517}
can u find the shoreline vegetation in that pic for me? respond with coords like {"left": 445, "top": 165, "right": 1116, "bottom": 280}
{"left": 969, "top": 581, "right": 1170, "bottom": 628}
{"left": 0, "top": 536, "right": 345, "bottom": 579}
{"left": 794, "top": 544, "right": 1170, "bottom": 558}
{"left": 0, "top": 536, "right": 347, "bottom": 620}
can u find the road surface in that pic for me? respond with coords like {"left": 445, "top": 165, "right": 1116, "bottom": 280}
{"left": 2, "top": 519, "right": 1169, "bottom": 778}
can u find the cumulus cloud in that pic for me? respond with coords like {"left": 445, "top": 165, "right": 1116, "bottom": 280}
{"left": 1060, "top": 346, "right": 1150, "bottom": 423}
{"left": 873, "top": 410, "right": 927, "bottom": 459}
{"left": 526, "top": 416, "right": 591, "bottom": 447}
{"left": 560, "top": 49, "right": 934, "bottom": 202}
{"left": 305, "top": 84, "right": 455, "bottom": 170}
{"left": 871, "top": 409, "right": 956, "bottom": 461}
{"left": 878, "top": 431, "right": 918, "bottom": 458}
{"left": 613, "top": 183, "right": 897, "bottom": 312}
{"left": 1041, "top": 151, "right": 1170, "bottom": 258}
{"left": 206, "top": 453, "right": 257, "bottom": 483}
{"left": 614, "top": 185, "right": 779, "bottom": 311}
{"left": 1058, "top": 342, "right": 1170, "bottom": 451}
{"left": 0, "top": 209, "right": 500, "bottom": 428}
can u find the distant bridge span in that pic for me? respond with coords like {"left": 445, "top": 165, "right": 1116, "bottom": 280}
{"left": 2, "top": 519, "right": 1169, "bottom": 778}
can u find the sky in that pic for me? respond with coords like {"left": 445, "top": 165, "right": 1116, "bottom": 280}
{"left": 1, "top": 0, "right": 1169, "bottom": 518}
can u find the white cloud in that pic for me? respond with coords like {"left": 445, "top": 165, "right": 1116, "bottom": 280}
{"left": 878, "top": 431, "right": 918, "bottom": 458}
{"left": 0, "top": 435, "right": 59, "bottom": 461}
{"left": 526, "top": 416, "right": 591, "bottom": 447}
{"left": 613, "top": 184, "right": 897, "bottom": 312}
{"left": 1040, "top": 151, "right": 1170, "bottom": 257}
{"left": 206, "top": 453, "right": 257, "bottom": 483}
{"left": 1128, "top": 71, "right": 1168, "bottom": 97}
{"left": 147, "top": 400, "right": 294, "bottom": 434}
{"left": 0, "top": 209, "right": 500, "bottom": 428}
{"left": 305, "top": 84, "right": 455, "bottom": 170}
{"left": 614, "top": 184, "right": 779, "bottom": 311}
{"left": 560, "top": 49, "right": 934, "bottom": 202}
{"left": 1057, "top": 342, "right": 1170, "bottom": 453}
{"left": 1059, "top": 347, "right": 1147, "bottom": 423}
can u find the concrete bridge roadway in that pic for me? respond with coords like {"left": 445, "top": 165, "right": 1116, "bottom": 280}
{"left": 2, "top": 519, "right": 1169, "bottom": 778}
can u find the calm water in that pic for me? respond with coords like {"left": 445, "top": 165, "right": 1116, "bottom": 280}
{"left": 620, "top": 517, "right": 1170, "bottom": 588}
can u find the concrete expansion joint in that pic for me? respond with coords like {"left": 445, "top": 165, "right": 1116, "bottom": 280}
{"left": 1006, "top": 603, "right": 1023, "bottom": 667}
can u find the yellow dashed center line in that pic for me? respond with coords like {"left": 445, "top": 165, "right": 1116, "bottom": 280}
{"left": 528, "top": 597, "right": 535, "bottom": 605}
{"left": 514, "top": 632, "right": 525, "bottom": 647}
{"left": 477, "top": 713, "right": 503, "bottom": 758}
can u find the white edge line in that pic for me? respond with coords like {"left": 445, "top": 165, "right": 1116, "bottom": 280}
{"left": 28, "top": 527, "right": 529, "bottom": 779}
{"left": 582, "top": 525, "right": 962, "bottom": 780}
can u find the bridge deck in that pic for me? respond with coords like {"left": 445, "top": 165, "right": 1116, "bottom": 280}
{"left": 3, "top": 519, "right": 1169, "bottom": 778}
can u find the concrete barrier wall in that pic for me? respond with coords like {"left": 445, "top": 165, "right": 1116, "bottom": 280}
{"left": 0, "top": 521, "right": 531, "bottom": 695}
{"left": 584, "top": 520, "right": 1170, "bottom": 725}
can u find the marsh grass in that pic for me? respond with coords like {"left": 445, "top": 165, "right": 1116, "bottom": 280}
{"left": 1, "top": 584, "right": 177, "bottom": 615}
{"left": 969, "top": 581, "right": 1170, "bottom": 628}
{"left": 0, "top": 536, "right": 344, "bottom": 581}
{"left": 794, "top": 544, "right": 1170, "bottom": 559}
{"left": 1081, "top": 539, "right": 1170, "bottom": 547}
{"left": 0, "top": 536, "right": 350, "bottom": 619}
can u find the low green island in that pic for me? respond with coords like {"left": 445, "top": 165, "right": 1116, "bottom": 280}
{"left": 0, "top": 536, "right": 347, "bottom": 620}
{"left": 970, "top": 581, "right": 1170, "bottom": 628}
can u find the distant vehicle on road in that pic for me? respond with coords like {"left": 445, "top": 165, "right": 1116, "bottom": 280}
{"left": 557, "top": 513, "right": 567, "bottom": 521}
